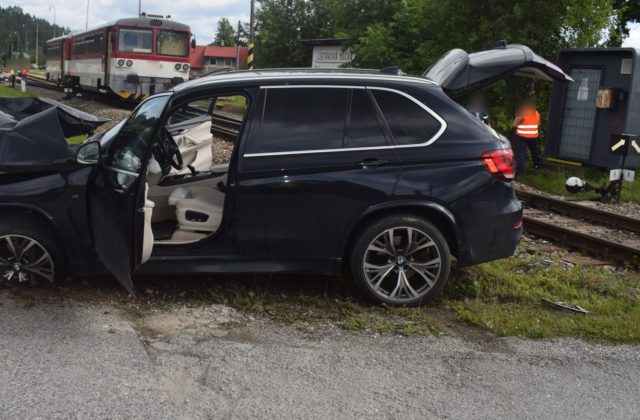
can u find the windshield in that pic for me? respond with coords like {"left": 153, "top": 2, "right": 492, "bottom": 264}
{"left": 98, "top": 119, "right": 126, "bottom": 149}
{"left": 118, "top": 28, "right": 153, "bottom": 54}
{"left": 157, "top": 31, "right": 189, "bottom": 57}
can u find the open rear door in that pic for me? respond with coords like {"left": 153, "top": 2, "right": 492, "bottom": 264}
{"left": 87, "top": 94, "right": 171, "bottom": 293}
{"left": 424, "top": 44, "right": 573, "bottom": 91}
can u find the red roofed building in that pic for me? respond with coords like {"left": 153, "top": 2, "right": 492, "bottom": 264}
{"left": 189, "top": 45, "right": 249, "bottom": 77}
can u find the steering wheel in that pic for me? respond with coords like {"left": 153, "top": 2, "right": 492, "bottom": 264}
{"left": 156, "top": 129, "right": 183, "bottom": 170}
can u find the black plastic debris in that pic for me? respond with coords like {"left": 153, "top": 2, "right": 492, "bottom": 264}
{"left": 0, "top": 97, "right": 108, "bottom": 137}
{"left": 541, "top": 298, "right": 589, "bottom": 315}
{"left": 0, "top": 97, "right": 108, "bottom": 170}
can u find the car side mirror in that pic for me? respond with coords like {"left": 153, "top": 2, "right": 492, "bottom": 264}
{"left": 191, "top": 36, "right": 196, "bottom": 49}
{"left": 76, "top": 141, "right": 101, "bottom": 165}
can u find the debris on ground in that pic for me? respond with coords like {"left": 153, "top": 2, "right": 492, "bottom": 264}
{"left": 541, "top": 298, "right": 589, "bottom": 315}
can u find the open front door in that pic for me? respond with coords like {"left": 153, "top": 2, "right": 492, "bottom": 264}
{"left": 424, "top": 44, "right": 573, "bottom": 91}
{"left": 87, "top": 94, "right": 171, "bottom": 293}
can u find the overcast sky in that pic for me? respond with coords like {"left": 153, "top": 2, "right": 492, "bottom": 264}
{"left": 1, "top": 0, "right": 251, "bottom": 44}
{"left": 4, "top": 0, "right": 640, "bottom": 49}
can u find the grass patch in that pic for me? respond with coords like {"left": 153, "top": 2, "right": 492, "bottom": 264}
{"left": 138, "top": 275, "right": 442, "bottom": 337}
{"left": 66, "top": 134, "right": 88, "bottom": 145}
{"left": 443, "top": 253, "right": 640, "bottom": 344}
{"left": 518, "top": 163, "right": 640, "bottom": 203}
{"left": 0, "top": 85, "right": 34, "bottom": 97}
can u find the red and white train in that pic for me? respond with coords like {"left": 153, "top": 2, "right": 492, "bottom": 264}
{"left": 45, "top": 15, "right": 193, "bottom": 100}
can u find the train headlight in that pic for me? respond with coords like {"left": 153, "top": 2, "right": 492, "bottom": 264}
{"left": 117, "top": 59, "right": 125, "bottom": 67}
{"left": 175, "top": 63, "right": 182, "bottom": 71}
{"left": 182, "top": 64, "right": 190, "bottom": 71}
{"left": 126, "top": 60, "right": 133, "bottom": 67}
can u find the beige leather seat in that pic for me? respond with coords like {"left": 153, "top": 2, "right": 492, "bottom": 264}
{"left": 168, "top": 186, "right": 225, "bottom": 233}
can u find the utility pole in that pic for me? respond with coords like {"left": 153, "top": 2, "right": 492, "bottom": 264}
{"left": 50, "top": 6, "right": 56, "bottom": 38}
{"left": 86, "top": 0, "right": 90, "bottom": 29}
{"left": 24, "top": 23, "right": 27, "bottom": 52}
{"left": 35, "top": 19, "right": 39, "bottom": 67}
{"left": 248, "top": 0, "right": 255, "bottom": 70}
{"left": 138, "top": 0, "right": 142, "bottom": 16}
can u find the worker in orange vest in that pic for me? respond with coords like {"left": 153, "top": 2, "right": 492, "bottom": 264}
{"left": 512, "top": 98, "right": 542, "bottom": 175}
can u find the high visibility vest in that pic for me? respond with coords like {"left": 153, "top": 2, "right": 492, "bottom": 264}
{"left": 516, "top": 110, "right": 540, "bottom": 139}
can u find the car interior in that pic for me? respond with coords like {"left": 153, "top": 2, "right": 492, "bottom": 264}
{"left": 141, "top": 94, "right": 247, "bottom": 255}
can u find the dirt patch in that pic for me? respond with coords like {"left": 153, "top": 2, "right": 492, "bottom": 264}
{"left": 130, "top": 305, "right": 245, "bottom": 341}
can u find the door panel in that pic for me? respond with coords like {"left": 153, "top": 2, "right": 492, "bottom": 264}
{"left": 236, "top": 87, "right": 401, "bottom": 261}
{"left": 88, "top": 94, "right": 171, "bottom": 292}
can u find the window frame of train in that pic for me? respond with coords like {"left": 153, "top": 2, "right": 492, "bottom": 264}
{"left": 545, "top": 48, "right": 640, "bottom": 171}
{"left": 72, "top": 33, "right": 105, "bottom": 57}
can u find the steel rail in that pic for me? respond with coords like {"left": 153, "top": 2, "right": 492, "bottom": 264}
{"left": 516, "top": 189, "right": 640, "bottom": 234}
{"left": 211, "top": 114, "right": 241, "bottom": 141}
{"left": 522, "top": 216, "right": 640, "bottom": 265}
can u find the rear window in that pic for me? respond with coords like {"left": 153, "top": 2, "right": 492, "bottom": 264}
{"left": 247, "top": 88, "right": 348, "bottom": 154}
{"left": 345, "top": 90, "right": 388, "bottom": 148}
{"left": 372, "top": 90, "right": 442, "bottom": 145}
{"left": 246, "top": 87, "right": 392, "bottom": 155}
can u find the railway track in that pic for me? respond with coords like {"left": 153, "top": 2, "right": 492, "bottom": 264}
{"left": 516, "top": 189, "right": 640, "bottom": 265}
{"left": 24, "top": 75, "right": 136, "bottom": 110}
{"left": 24, "top": 74, "right": 61, "bottom": 90}
{"left": 211, "top": 113, "right": 242, "bottom": 141}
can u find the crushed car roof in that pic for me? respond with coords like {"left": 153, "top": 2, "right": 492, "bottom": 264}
{"left": 0, "top": 97, "right": 108, "bottom": 170}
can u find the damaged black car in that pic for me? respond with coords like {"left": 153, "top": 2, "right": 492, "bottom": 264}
{"left": 0, "top": 44, "right": 572, "bottom": 306}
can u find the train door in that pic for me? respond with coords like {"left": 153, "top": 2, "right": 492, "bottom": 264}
{"left": 61, "top": 40, "right": 68, "bottom": 80}
{"left": 105, "top": 29, "right": 113, "bottom": 90}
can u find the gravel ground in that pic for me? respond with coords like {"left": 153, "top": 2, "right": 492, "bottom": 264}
{"left": 2, "top": 292, "right": 640, "bottom": 419}
{"left": 515, "top": 181, "right": 640, "bottom": 219}
{"left": 21, "top": 84, "right": 131, "bottom": 132}
{"left": 212, "top": 136, "right": 235, "bottom": 164}
{"left": 524, "top": 209, "right": 640, "bottom": 245}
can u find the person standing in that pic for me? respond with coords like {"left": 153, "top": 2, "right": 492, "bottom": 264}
{"left": 9, "top": 69, "right": 16, "bottom": 88}
{"left": 512, "top": 98, "right": 542, "bottom": 175}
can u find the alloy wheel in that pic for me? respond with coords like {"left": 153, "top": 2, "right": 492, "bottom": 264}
{"left": 0, "top": 234, "right": 55, "bottom": 286}
{"left": 363, "top": 227, "right": 442, "bottom": 304}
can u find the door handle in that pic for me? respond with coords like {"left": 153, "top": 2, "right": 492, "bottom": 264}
{"left": 359, "top": 158, "right": 390, "bottom": 169}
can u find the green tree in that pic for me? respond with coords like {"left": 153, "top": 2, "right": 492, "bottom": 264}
{"left": 0, "top": 6, "right": 67, "bottom": 66}
{"left": 213, "top": 18, "right": 237, "bottom": 46}
{"left": 610, "top": 0, "right": 640, "bottom": 46}
{"left": 349, "top": 0, "right": 618, "bottom": 132}
{"left": 236, "top": 20, "right": 249, "bottom": 47}
{"left": 254, "top": 0, "right": 334, "bottom": 68}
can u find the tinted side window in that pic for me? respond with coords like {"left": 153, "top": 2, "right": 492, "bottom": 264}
{"left": 372, "top": 90, "right": 441, "bottom": 145}
{"left": 345, "top": 90, "right": 388, "bottom": 148}
{"left": 247, "top": 88, "right": 347, "bottom": 154}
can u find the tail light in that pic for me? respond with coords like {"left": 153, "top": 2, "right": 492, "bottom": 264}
{"left": 482, "top": 149, "right": 515, "bottom": 181}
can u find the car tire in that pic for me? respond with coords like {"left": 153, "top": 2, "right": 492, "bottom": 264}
{"left": 0, "top": 216, "right": 65, "bottom": 287}
{"left": 351, "top": 214, "right": 451, "bottom": 307}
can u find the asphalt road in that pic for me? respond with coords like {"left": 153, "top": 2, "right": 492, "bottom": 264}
{"left": 1, "top": 293, "right": 639, "bottom": 419}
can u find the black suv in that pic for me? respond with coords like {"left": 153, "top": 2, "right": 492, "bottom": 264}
{"left": 0, "top": 44, "right": 571, "bottom": 305}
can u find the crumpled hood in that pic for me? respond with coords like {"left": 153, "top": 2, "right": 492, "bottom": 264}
{"left": 0, "top": 97, "right": 109, "bottom": 171}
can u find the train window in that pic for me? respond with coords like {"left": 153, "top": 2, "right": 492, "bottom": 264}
{"left": 157, "top": 31, "right": 189, "bottom": 57}
{"left": 46, "top": 44, "right": 61, "bottom": 58}
{"left": 72, "top": 34, "right": 104, "bottom": 56}
{"left": 119, "top": 29, "right": 153, "bottom": 54}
